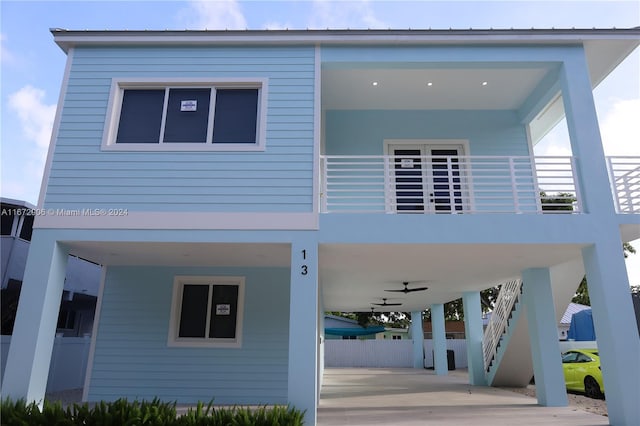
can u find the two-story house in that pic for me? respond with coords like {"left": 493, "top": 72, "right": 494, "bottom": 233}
{"left": 2, "top": 28, "right": 639, "bottom": 425}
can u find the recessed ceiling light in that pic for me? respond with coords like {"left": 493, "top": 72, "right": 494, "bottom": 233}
{"left": 482, "top": 81, "right": 488, "bottom": 86}
{"left": 372, "top": 81, "right": 378, "bottom": 86}
{"left": 427, "top": 82, "right": 433, "bottom": 86}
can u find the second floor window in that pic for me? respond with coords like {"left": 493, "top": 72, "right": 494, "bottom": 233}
{"left": 116, "top": 87, "right": 259, "bottom": 145}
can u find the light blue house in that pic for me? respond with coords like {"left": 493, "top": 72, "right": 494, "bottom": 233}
{"left": 2, "top": 28, "right": 639, "bottom": 425}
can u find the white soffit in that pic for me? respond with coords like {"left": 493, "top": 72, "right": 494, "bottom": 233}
{"left": 322, "top": 67, "right": 550, "bottom": 110}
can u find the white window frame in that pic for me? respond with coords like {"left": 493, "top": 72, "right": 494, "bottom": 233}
{"left": 102, "top": 78, "right": 268, "bottom": 152}
{"left": 168, "top": 276, "right": 245, "bottom": 348}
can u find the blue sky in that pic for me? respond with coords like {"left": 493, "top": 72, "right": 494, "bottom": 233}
{"left": 1, "top": 0, "right": 639, "bottom": 283}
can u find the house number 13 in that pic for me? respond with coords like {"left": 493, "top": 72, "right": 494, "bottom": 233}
{"left": 301, "top": 249, "right": 308, "bottom": 275}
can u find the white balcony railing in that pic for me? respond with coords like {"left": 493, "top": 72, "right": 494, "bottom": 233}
{"left": 320, "top": 155, "right": 582, "bottom": 214}
{"left": 607, "top": 156, "right": 640, "bottom": 214}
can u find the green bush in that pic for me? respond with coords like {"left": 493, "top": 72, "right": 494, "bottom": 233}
{"left": 0, "top": 397, "right": 304, "bottom": 426}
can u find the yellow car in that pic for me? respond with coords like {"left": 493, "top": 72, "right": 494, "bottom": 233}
{"left": 561, "top": 349, "right": 604, "bottom": 399}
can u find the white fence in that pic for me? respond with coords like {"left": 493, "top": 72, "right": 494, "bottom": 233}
{"left": 0, "top": 335, "right": 91, "bottom": 392}
{"left": 325, "top": 339, "right": 468, "bottom": 369}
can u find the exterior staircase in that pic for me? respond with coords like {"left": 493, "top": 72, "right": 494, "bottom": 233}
{"left": 483, "top": 259, "right": 586, "bottom": 386}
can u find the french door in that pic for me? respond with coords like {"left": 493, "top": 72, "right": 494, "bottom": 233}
{"left": 388, "top": 143, "right": 466, "bottom": 213}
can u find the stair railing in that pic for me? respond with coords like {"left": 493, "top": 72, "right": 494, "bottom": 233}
{"left": 482, "top": 279, "right": 523, "bottom": 371}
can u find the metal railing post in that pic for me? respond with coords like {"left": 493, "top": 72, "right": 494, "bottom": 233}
{"left": 321, "top": 156, "right": 328, "bottom": 213}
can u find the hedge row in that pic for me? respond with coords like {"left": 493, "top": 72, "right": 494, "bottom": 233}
{"left": 0, "top": 398, "right": 305, "bottom": 426}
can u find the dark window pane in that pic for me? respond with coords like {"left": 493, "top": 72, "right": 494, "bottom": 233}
{"left": 209, "top": 285, "right": 239, "bottom": 339}
{"left": 213, "top": 89, "right": 258, "bottom": 144}
{"left": 57, "top": 308, "right": 76, "bottom": 329}
{"left": 163, "top": 88, "right": 211, "bottom": 143}
{"left": 19, "top": 214, "right": 34, "bottom": 241}
{"left": 1, "top": 209, "right": 15, "bottom": 235}
{"left": 178, "top": 284, "right": 209, "bottom": 338}
{"left": 116, "top": 89, "right": 165, "bottom": 143}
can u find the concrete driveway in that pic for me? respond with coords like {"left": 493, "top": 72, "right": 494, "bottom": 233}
{"left": 318, "top": 368, "right": 608, "bottom": 425}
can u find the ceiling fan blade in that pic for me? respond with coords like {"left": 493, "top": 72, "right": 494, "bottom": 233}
{"left": 372, "top": 302, "right": 402, "bottom": 306}
{"left": 405, "top": 286, "right": 429, "bottom": 292}
{"left": 384, "top": 289, "right": 408, "bottom": 292}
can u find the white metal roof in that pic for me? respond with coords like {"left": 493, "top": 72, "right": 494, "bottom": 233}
{"left": 561, "top": 302, "right": 591, "bottom": 324}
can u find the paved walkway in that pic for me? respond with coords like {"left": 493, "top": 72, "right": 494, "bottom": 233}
{"left": 317, "top": 368, "right": 609, "bottom": 425}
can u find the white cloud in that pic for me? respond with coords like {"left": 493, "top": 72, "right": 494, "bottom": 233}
{"left": 0, "top": 33, "right": 18, "bottom": 66}
{"left": 600, "top": 98, "right": 640, "bottom": 156}
{"left": 8, "top": 85, "right": 56, "bottom": 151}
{"left": 4, "top": 85, "right": 56, "bottom": 202}
{"left": 535, "top": 97, "right": 640, "bottom": 158}
{"left": 309, "top": 0, "right": 386, "bottom": 29}
{"left": 180, "top": 0, "right": 247, "bottom": 30}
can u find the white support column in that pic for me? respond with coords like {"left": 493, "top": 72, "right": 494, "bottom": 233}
{"left": 410, "top": 311, "right": 424, "bottom": 369}
{"left": 521, "top": 268, "right": 567, "bottom": 407}
{"left": 559, "top": 49, "right": 617, "bottom": 216}
{"left": 431, "top": 304, "right": 448, "bottom": 375}
{"left": 462, "top": 292, "right": 486, "bottom": 386}
{"left": 2, "top": 231, "right": 68, "bottom": 403}
{"left": 288, "top": 235, "right": 318, "bottom": 426}
{"left": 582, "top": 240, "right": 640, "bottom": 426}
{"left": 560, "top": 44, "right": 640, "bottom": 425}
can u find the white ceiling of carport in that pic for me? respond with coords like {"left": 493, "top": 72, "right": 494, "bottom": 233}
{"left": 65, "top": 241, "right": 585, "bottom": 313}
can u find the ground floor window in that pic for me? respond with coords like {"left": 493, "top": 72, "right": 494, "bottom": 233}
{"left": 168, "top": 276, "right": 245, "bottom": 348}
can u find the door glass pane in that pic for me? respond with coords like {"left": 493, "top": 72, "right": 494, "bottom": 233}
{"left": 431, "top": 149, "right": 463, "bottom": 212}
{"left": 394, "top": 149, "right": 424, "bottom": 212}
{"left": 178, "top": 284, "right": 209, "bottom": 338}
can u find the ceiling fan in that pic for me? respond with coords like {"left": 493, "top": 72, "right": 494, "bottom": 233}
{"left": 385, "top": 281, "right": 429, "bottom": 294}
{"left": 372, "top": 298, "right": 403, "bottom": 307}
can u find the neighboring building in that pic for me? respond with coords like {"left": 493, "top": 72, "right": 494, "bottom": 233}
{"left": 633, "top": 291, "right": 640, "bottom": 335}
{"left": 2, "top": 28, "right": 639, "bottom": 426}
{"left": 558, "top": 302, "right": 591, "bottom": 340}
{"left": 423, "top": 320, "right": 466, "bottom": 339}
{"left": 1, "top": 198, "right": 101, "bottom": 337}
{"left": 1, "top": 197, "right": 101, "bottom": 392}
{"left": 377, "top": 327, "right": 409, "bottom": 340}
{"left": 324, "top": 314, "right": 382, "bottom": 340}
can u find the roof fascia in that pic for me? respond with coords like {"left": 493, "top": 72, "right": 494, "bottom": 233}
{"left": 51, "top": 28, "right": 640, "bottom": 53}
{"left": 1, "top": 197, "right": 36, "bottom": 210}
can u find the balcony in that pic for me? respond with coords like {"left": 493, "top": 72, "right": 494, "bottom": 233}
{"left": 319, "top": 155, "right": 640, "bottom": 215}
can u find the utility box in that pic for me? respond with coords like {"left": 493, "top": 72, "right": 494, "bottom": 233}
{"left": 447, "top": 349, "right": 456, "bottom": 370}
{"left": 431, "top": 349, "right": 456, "bottom": 370}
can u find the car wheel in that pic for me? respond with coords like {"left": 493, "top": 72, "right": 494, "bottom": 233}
{"left": 584, "top": 376, "right": 603, "bottom": 399}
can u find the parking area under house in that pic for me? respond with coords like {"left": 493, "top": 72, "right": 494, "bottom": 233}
{"left": 317, "top": 368, "right": 610, "bottom": 426}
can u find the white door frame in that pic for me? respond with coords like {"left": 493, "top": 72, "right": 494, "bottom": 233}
{"left": 384, "top": 139, "right": 472, "bottom": 213}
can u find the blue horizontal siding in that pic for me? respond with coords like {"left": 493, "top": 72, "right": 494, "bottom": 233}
{"left": 325, "top": 109, "right": 529, "bottom": 156}
{"left": 46, "top": 46, "right": 316, "bottom": 213}
{"left": 88, "top": 266, "right": 291, "bottom": 404}
{"left": 325, "top": 109, "right": 531, "bottom": 212}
